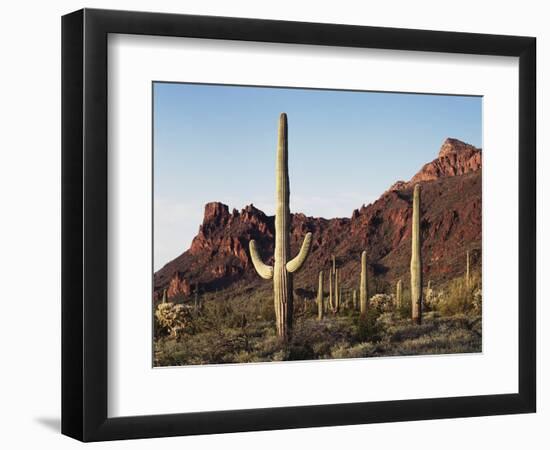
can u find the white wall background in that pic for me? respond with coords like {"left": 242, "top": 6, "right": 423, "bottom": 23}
{"left": 0, "top": 0, "right": 546, "bottom": 448}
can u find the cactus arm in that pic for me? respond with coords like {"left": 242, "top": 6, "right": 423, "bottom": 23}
{"left": 249, "top": 240, "right": 274, "bottom": 280}
{"left": 286, "top": 232, "right": 313, "bottom": 273}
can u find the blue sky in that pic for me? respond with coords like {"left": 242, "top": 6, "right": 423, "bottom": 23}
{"left": 153, "top": 82, "right": 482, "bottom": 270}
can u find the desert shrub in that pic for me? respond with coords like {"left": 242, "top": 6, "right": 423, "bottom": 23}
{"left": 354, "top": 308, "right": 384, "bottom": 342}
{"left": 437, "top": 271, "right": 481, "bottom": 317}
{"left": 331, "top": 341, "right": 376, "bottom": 359}
{"left": 154, "top": 302, "right": 192, "bottom": 339}
{"left": 386, "top": 320, "right": 438, "bottom": 343}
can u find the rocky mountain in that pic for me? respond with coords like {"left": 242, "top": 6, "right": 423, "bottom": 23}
{"left": 154, "top": 138, "right": 482, "bottom": 301}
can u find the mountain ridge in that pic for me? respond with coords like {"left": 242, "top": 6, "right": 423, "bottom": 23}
{"left": 154, "top": 137, "right": 481, "bottom": 300}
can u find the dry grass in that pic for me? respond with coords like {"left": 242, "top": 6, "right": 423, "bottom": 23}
{"left": 154, "top": 274, "right": 482, "bottom": 366}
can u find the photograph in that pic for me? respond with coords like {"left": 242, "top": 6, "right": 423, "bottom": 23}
{"left": 152, "top": 83, "right": 483, "bottom": 366}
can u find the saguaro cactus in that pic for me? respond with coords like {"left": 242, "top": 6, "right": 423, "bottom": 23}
{"left": 317, "top": 271, "right": 324, "bottom": 320}
{"left": 360, "top": 251, "right": 369, "bottom": 315}
{"left": 329, "top": 268, "right": 333, "bottom": 311}
{"left": 161, "top": 288, "right": 167, "bottom": 304}
{"left": 334, "top": 268, "right": 340, "bottom": 313}
{"left": 395, "top": 279, "right": 403, "bottom": 309}
{"left": 410, "top": 184, "right": 423, "bottom": 324}
{"left": 249, "top": 113, "right": 313, "bottom": 340}
{"left": 352, "top": 289, "right": 357, "bottom": 310}
{"left": 194, "top": 282, "right": 200, "bottom": 312}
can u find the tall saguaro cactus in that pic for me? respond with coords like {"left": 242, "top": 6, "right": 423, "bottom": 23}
{"left": 317, "top": 271, "right": 324, "bottom": 320}
{"left": 249, "top": 113, "right": 313, "bottom": 340}
{"left": 410, "top": 184, "right": 423, "bottom": 324}
{"left": 360, "top": 251, "right": 369, "bottom": 315}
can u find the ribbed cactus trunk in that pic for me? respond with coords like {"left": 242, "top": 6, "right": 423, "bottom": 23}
{"left": 317, "top": 271, "right": 324, "bottom": 320}
{"left": 410, "top": 184, "right": 423, "bottom": 325}
{"left": 360, "top": 251, "right": 368, "bottom": 315}
{"left": 273, "top": 113, "right": 292, "bottom": 338}
{"left": 249, "top": 113, "right": 313, "bottom": 341}
{"left": 194, "top": 283, "right": 200, "bottom": 312}
{"left": 353, "top": 289, "right": 357, "bottom": 310}
{"left": 329, "top": 268, "right": 333, "bottom": 311}
{"left": 334, "top": 268, "right": 340, "bottom": 313}
{"left": 396, "top": 279, "right": 402, "bottom": 309}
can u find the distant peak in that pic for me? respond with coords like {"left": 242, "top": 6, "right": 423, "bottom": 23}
{"left": 203, "top": 202, "right": 230, "bottom": 224}
{"left": 438, "top": 138, "right": 479, "bottom": 158}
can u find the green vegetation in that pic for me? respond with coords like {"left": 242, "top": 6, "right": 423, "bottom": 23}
{"left": 154, "top": 271, "right": 482, "bottom": 366}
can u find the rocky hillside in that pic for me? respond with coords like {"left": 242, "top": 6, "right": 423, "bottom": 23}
{"left": 154, "top": 138, "right": 482, "bottom": 301}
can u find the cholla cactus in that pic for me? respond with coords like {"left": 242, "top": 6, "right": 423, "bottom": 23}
{"left": 249, "top": 113, "right": 313, "bottom": 340}
{"left": 425, "top": 280, "right": 435, "bottom": 309}
{"left": 370, "top": 294, "right": 394, "bottom": 313}
{"left": 155, "top": 302, "right": 191, "bottom": 338}
{"left": 472, "top": 288, "right": 482, "bottom": 313}
{"left": 410, "top": 184, "right": 423, "bottom": 324}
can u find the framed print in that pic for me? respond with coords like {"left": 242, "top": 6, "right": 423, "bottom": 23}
{"left": 61, "top": 8, "right": 536, "bottom": 442}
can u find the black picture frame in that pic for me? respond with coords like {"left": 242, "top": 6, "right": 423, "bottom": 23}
{"left": 62, "top": 8, "right": 536, "bottom": 442}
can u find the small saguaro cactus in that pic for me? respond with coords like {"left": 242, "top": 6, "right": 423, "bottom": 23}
{"left": 317, "top": 271, "right": 324, "bottom": 320}
{"left": 161, "top": 288, "right": 167, "bottom": 304}
{"left": 194, "top": 283, "right": 200, "bottom": 312}
{"left": 352, "top": 289, "right": 358, "bottom": 310}
{"left": 249, "top": 113, "right": 313, "bottom": 340}
{"left": 465, "top": 250, "right": 471, "bottom": 289}
{"left": 334, "top": 268, "right": 340, "bottom": 313}
{"left": 360, "top": 251, "right": 369, "bottom": 315}
{"left": 396, "top": 279, "right": 403, "bottom": 310}
{"left": 410, "top": 183, "right": 423, "bottom": 324}
{"left": 329, "top": 268, "right": 333, "bottom": 308}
